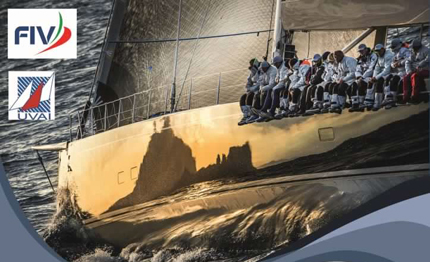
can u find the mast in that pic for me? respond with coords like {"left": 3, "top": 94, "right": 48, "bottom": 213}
{"left": 170, "top": 0, "right": 183, "bottom": 113}
{"left": 272, "top": 0, "right": 282, "bottom": 59}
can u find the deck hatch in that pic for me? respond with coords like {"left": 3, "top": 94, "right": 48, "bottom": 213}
{"left": 130, "top": 167, "right": 138, "bottom": 180}
{"left": 117, "top": 171, "right": 125, "bottom": 184}
{"left": 318, "top": 127, "right": 335, "bottom": 142}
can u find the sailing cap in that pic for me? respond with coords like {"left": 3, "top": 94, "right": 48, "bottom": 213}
{"left": 374, "top": 44, "right": 384, "bottom": 51}
{"left": 273, "top": 56, "right": 283, "bottom": 64}
{"left": 390, "top": 38, "right": 402, "bottom": 49}
{"left": 412, "top": 39, "right": 422, "bottom": 49}
{"left": 358, "top": 44, "right": 367, "bottom": 51}
{"left": 328, "top": 53, "right": 335, "bottom": 63}
{"left": 249, "top": 58, "right": 259, "bottom": 67}
{"left": 312, "top": 54, "right": 322, "bottom": 62}
{"left": 322, "top": 51, "right": 330, "bottom": 61}
{"left": 261, "top": 61, "right": 270, "bottom": 68}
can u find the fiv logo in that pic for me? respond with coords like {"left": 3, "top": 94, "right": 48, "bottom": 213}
{"left": 8, "top": 9, "right": 77, "bottom": 59}
{"left": 9, "top": 71, "right": 55, "bottom": 121}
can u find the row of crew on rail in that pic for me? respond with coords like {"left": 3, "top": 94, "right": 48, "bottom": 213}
{"left": 238, "top": 38, "right": 429, "bottom": 125}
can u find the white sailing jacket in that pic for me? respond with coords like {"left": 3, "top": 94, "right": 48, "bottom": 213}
{"left": 291, "top": 61, "right": 311, "bottom": 91}
{"left": 356, "top": 52, "right": 378, "bottom": 80}
{"left": 273, "top": 64, "right": 289, "bottom": 90}
{"left": 391, "top": 47, "right": 411, "bottom": 78}
{"left": 373, "top": 50, "right": 395, "bottom": 80}
{"left": 246, "top": 67, "right": 260, "bottom": 92}
{"left": 335, "top": 56, "right": 357, "bottom": 85}
{"left": 317, "top": 62, "right": 335, "bottom": 87}
{"left": 260, "top": 65, "right": 278, "bottom": 92}
{"left": 406, "top": 46, "right": 429, "bottom": 75}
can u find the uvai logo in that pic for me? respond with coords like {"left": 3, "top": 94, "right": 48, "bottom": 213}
{"left": 8, "top": 71, "right": 55, "bottom": 121}
{"left": 8, "top": 9, "right": 76, "bottom": 59}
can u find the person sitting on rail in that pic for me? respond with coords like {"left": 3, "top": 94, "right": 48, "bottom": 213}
{"left": 349, "top": 44, "right": 378, "bottom": 112}
{"left": 286, "top": 58, "right": 312, "bottom": 117}
{"left": 301, "top": 52, "right": 329, "bottom": 115}
{"left": 251, "top": 61, "right": 277, "bottom": 123}
{"left": 381, "top": 38, "right": 411, "bottom": 109}
{"left": 257, "top": 56, "right": 289, "bottom": 121}
{"left": 403, "top": 39, "right": 429, "bottom": 104}
{"left": 273, "top": 58, "right": 299, "bottom": 118}
{"left": 329, "top": 50, "right": 357, "bottom": 114}
{"left": 274, "top": 58, "right": 294, "bottom": 119}
{"left": 366, "top": 44, "right": 395, "bottom": 111}
{"left": 238, "top": 58, "right": 261, "bottom": 125}
{"left": 320, "top": 53, "right": 338, "bottom": 113}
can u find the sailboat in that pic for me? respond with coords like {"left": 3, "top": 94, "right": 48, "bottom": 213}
{"left": 34, "top": 0, "right": 429, "bottom": 252}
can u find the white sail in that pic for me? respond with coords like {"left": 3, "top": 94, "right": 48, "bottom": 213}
{"left": 9, "top": 80, "right": 32, "bottom": 110}
{"left": 40, "top": 74, "right": 55, "bottom": 102}
{"left": 281, "top": 0, "right": 428, "bottom": 30}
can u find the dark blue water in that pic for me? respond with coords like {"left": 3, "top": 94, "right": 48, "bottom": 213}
{"left": 0, "top": 0, "right": 112, "bottom": 234}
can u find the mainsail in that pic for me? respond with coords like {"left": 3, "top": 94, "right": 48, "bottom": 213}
{"left": 94, "top": 0, "right": 277, "bottom": 116}
{"left": 85, "top": 0, "right": 428, "bottom": 133}
{"left": 281, "top": 0, "right": 429, "bottom": 30}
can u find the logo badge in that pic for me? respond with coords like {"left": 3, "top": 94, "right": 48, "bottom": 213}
{"left": 9, "top": 71, "right": 55, "bottom": 121}
{"left": 8, "top": 9, "right": 77, "bottom": 59}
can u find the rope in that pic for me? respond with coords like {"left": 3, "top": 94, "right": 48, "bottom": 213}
{"left": 35, "top": 151, "right": 56, "bottom": 193}
{"left": 174, "top": 1, "right": 212, "bottom": 112}
{"left": 265, "top": 0, "right": 276, "bottom": 60}
{"left": 85, "top": 0, "right": 116, "bottom": 107}
{"left": 109, "top": 29, "right": 274, "bottom": 44}
{"left": 307, "top": 31, "right": 311, "bottom": 59}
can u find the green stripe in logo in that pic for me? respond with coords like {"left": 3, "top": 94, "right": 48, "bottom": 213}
{"left": 50, "top": 12, "right": 63, "bottom": 44}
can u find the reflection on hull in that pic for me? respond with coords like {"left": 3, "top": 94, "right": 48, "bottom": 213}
{"left": 57, "top": 102, "right": 429, "bottom": 248}
{"left": 85, "top": 165, "right": 428, "bottom": 249}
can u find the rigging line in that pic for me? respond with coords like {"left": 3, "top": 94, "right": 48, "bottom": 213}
{"left": 108, "top": 29, "right": 274, "bottom": 44}
{"left": 265, "top": 0, "right": 276, "bottom": 60}
{"left": 169, "top": 0, "right": 183, "bottom": 113}
{"left": 35, "top": 151, "right": 56, "bottom": 194}
{"left": 306, "top": 31, "right": 311, "bottom": 59}
{"left": 86, "top": 0, "right": 116, "bottom": 107}
{"left": 174, "top": 1, "right": 212, "bottom": 112}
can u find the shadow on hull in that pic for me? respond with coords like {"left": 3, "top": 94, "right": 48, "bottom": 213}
{"left": 256, "top": 109, "right": 430, "bottom": 177}
{"left": 107, "top": 109, "right": 429, "bottom": 213}
{"left": 109, "top": 117, "right": 256, "bottom": 212}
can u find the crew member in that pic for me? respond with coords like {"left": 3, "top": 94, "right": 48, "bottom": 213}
{"left": 329, "top": 50, "right": 357, "bottom": 114}
{"left": 383, "top": 38, "right": 411, "bottom": 109}
{"left": 367, "top": 44, "right": 395, "bottom": 111}
{"left": 259, "top": 56, "right": 289, "bottom": 121}
{"left": 287, "top": 58, "right": 311, "bottom": 116}
{"left": 321, "top": 53, "right": 338, "bottom": 113}
{"left": 274, "top": 58, "right": 294, "bottom": 119}
{"left": 238, "top": 58, "right": 260, "bottom": 125}
{"left": 253, "top": 61, "right": 277, "bottom": 122}
{"left": 302, "top": 52, "right": 328, "bottom": 115}
{"left": 349, "top": 44, "right": 377, "bottom": 112}
{"left": 404, "top": 39, "right": 429, "bottom": 104}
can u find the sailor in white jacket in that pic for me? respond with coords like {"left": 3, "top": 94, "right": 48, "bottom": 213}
{"left": 329, "top": 50, "right": 357, "bottom": 113}
{"left": 288, "top": 59, "right": 311, "bottom": 114}
{"left": 238, "top": 58, "right": 260, "bottom": 125}
{"left": 320, "top": 53, "right": 337, "bottom": 111}
{"left": 274, "top": 58, "right": 299, "bottom": 118}
{"left": 258, "top": 56, "right": 288, "bottom": 121}
{"left": 262, "top": 56, "right": 290, "bottom": 120}
{"left": 367, "top": 44, "right": 395, "bottom": 111}
{"left": 349, "top": 44, "right": 377, "bottom": 112}
{"left": 382, "top": 38, "right": 411, "bottom": 108}
{"left": 253, "top": 61, "right": 277, "bottom": 122}
{"left": 305, "top": 52, "right": 333, "bottom": 115}
{"left": 274, "top": 58, "right": 295, "bottom": 119}
{"left": 403, "top": 39, "right": 429, "bottom": 104}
